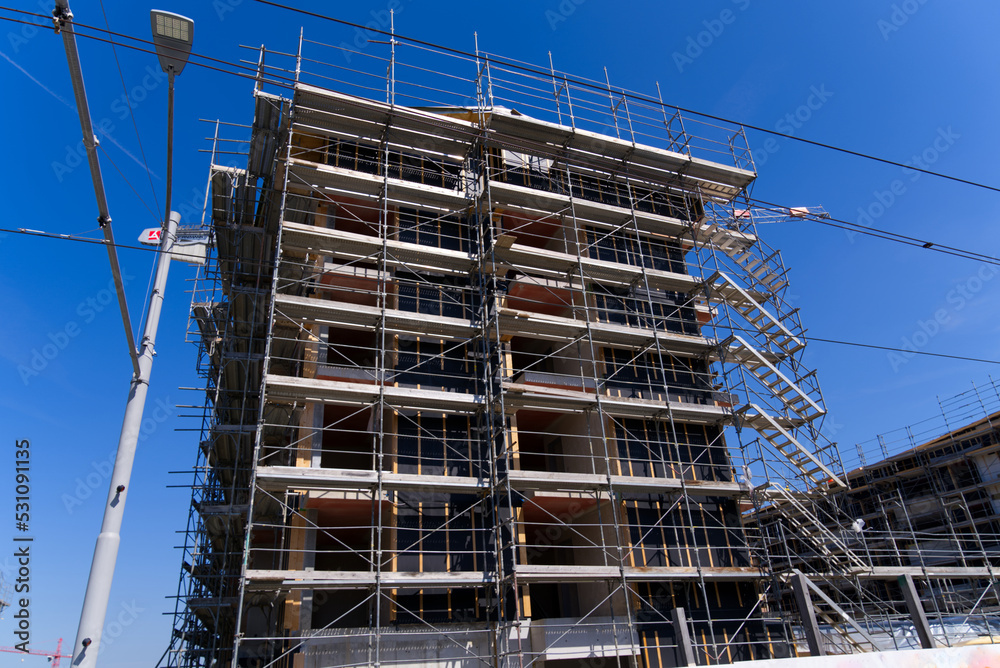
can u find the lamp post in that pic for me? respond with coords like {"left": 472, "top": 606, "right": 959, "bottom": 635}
{"left": 70, "top": 11, "right": 194, "bottom": 668}
{"left": 150, "top": 10, "right": 194, "bottom": 219}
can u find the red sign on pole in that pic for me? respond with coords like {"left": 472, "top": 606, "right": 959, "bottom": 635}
{"left": 139, "top": 228, "right": 163, "bottom": 245}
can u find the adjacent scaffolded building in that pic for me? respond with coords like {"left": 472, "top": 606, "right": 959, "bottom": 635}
{"left": 163, "top": 30, "right": 866, "bottom": 667}
{"left": 753, "top": 381, "right": 1000, "bottom": 652}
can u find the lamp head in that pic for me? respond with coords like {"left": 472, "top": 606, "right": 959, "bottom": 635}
{"left": 150, "top": 10, "right": 194, "bottom": 75}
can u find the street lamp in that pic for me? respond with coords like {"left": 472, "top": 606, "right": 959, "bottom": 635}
{"left": 151, "top": 11, "right": 194, "bottom": 76}
{"left": 150, "top": 10, "right": 194, "bottom": 219}
{"left": 70, "top": 11, "right": 194, "bottom": 668}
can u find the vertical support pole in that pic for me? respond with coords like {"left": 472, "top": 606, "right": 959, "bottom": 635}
{"left": 898, "top": 574, "right": 935, "bottom": 649}
{"left": 547, "top": 51, "right": 562, "bottom": 126}
{"left": 672, "top": 607, "right": 697, "bottom": 667}
{"left": 790, "top": 572, "right": 824, "bottom": 657}
{"left": 388, "top": 9, "right": 396, "bottom": 107}
{"left": 71, "top": 211, "right": 179, "bottom": 668}
{"left": 603, "top": 66, "right": 621, "bottom": 139}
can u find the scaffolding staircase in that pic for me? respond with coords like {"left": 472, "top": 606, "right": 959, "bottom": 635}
{"left": 739, "top": 406, "right": 843, "bottom": 489}
{"left": 726, "top": 335, "right": 825, "bottom": 423}
{"left": 764, "top": 485, "right": 865, "bottom": 570}
{"left": 708, "top": 271, "right": 805, "bottom": 358}
{"left": 700, "top": 208, "right": 844, "bottom": 495}
{"left": 702, "top": 222, "right": 790, "bottom": 295}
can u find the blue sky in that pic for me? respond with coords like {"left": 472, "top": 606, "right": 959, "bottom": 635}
{"left": 1, "top": 1, "right": 999, "bottom": 665}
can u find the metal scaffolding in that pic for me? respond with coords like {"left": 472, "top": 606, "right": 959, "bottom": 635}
{"left": 751, "top": 380, "right": 1000, "bottom": 654}
{"left": 157, "top": 22, "right": 997, "bottom": 668}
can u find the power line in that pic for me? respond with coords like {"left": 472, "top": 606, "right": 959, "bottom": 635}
{"left": 4, "top": 4, "right": 999, "bottom": 195}
{"left": 1, "top": 224, "right": 997, "bottom": 367}
{"left": 802, "top": 337, "right": 999, "bottom": 365}
{"left": 97, "top": 0, "right": 161, "bottom": 221}
{"left": 98, "top": 144, "right": 162, "bottom": 224}
{"left": 5, "top": 10, "right": 995, "bottom": 272}
{"left": 14, "top": 10, "right": 992, "bottom": 271}
{"left": 245, "top": 0, "right": 1000, "bottom": 195}
{"left": 746, "top": 198, "right": 1000, "bottom": 267}
{"left": 4, "top": 9, "right": 998, "bottom": 367}
{"left": 0, "top": 11, "right": 294, "bottom": 90}
{"left": 0, "top": 225, "right": 176, "bottom": 256}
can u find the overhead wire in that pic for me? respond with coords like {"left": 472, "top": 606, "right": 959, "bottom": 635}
{"left": 97, "top": 144, "right": 162, "bottom": 223}
{"left": 746, "top": 198, "right": 1000, "bottom": 266}
{"left": 5, "top": 4, "right": 1000, "bottom": 194}
{"left": 97, "top": 0, "right": 160, "bottom": 216}
{"left": 245, "top": 0, "right": 1000, "bottom": 194}
{"left": 0, "top": 11, "right": 297, "bottom": 90}
{"left": 2, "top": 7, "right": 998, "bottom": 369}
{"left": 7, "top": 11, "right": 993, "bottom": 270}
{"left": 0, "top": 223, "right": 996, "bottom": 367}
{"left": 96, "top": 0, "right": 162, "bottom": 339}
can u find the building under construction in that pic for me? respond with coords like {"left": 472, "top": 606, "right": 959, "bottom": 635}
{"left": 160, "top": 27, "right": 998, "bottom": 668}
{"left": 750, "top": 380, "right": 1000, "bottom": 653}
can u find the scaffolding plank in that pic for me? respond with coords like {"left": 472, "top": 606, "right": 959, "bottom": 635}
{"left": 287, "top": 157, "right": 469, "bottom": 212}
{"left": 485, "top": 110, "right": 755, "bottom": 202}
{"left": 489, "top": 179, "right": 698, "bottom": 240}
{"left": 506, "top": 469, "right": 746, "bottom": 497}
{"left": 257, "top": 465, "right": 486, "bottom": 494}
{"left": 265, "top": 374, "right": 484, "bottom": 412}
{"left": 295, "top": 83, "right": 479, "bottom": 150}
{"left": 495, "top": 241, "right": 697, "bottom": 293}
{"left": 281, "top": 221, "right": 475, "bottom": 275}
{"left": 274, "top": 293, "right": 477, "bottom": 339}
{"left": 502, "top": 381, "right": 729, "bottom": 424}
{"left": 514, "top": 565, "right": 760, "bottom": 582}
{"left": 245, "top": 569, "right": 493, "bottom": 590}
{"left": 497, "top": 307, "right": 713, "bottom": 355}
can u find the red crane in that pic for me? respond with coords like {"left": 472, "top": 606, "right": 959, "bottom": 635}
{"left": 0, "top": 638, "right": 71, "bottom": 666}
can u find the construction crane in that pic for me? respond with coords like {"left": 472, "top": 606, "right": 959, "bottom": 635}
{"left": 0, "top": 638, "right": 70, "bottom": 666}
{"left": 734, "top": 205, "right": 830, "bottom": 224}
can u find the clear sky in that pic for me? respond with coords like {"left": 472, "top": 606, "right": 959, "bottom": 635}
{"left": 1, "top": 1, "right": 999, "bottom": 665}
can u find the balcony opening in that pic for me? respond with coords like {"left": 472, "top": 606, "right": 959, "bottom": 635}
{"left": 498, "top": 210, "right": 567, "bottom": 252}
{"left": 319, "top": 326, "right": 380, "bottom": 385}
{"left": 309, "top": 498, "right": 391, "bottom": 629}
{"left": 320, "top": 405, "right": 376, "bottom": 470}
{"left": 512, "top": 411, "right": 610, "bottom": 476}
{"left": 325, "top": 194, "right": 382, "bottom": 238}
